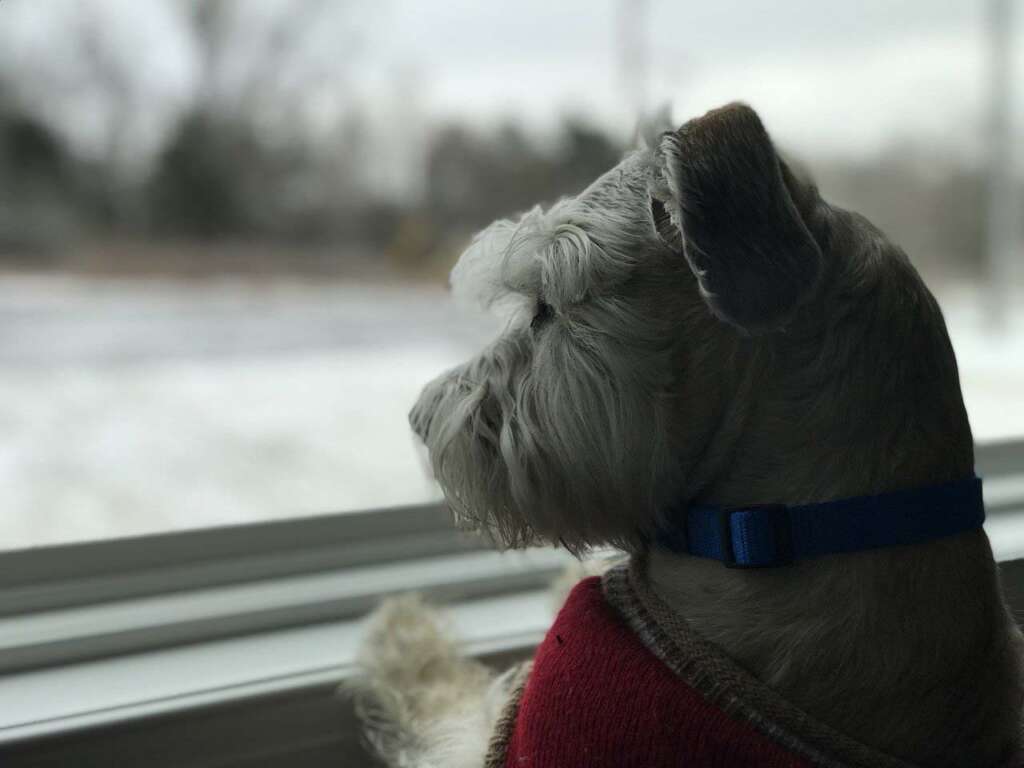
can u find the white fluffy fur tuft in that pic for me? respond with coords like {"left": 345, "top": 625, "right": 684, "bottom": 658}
{"left": 347, "top": 595, "right": 514, "bottom": 768}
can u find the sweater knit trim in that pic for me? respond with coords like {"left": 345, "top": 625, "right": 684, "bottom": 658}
{"left": 483, "top": 660, "right": 532, "bottom": 768}
{"left": 601, "top": 558, "right": 918, "bottom": 768}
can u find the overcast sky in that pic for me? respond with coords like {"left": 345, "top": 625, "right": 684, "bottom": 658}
{"left": 0, "top": 0, "right": 1020, "bottom": 170}
{"left": 375, "top": 0, "right": 1017, "bottom": 158}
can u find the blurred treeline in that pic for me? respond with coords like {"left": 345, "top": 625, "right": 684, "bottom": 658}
{"left": 0, "top": 104, "right": 624, "bottom": 275}
{"left": 0, "top": 2, "right": 997, "bottom": 281}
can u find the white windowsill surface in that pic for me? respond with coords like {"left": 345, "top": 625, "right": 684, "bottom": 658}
{"left": 5, "top": 503, "right": 1024, "bottom": 748}
{"left": 1, "top": 440, "right": 1020, "bottom": 752}
{"left": 0, "top": 587, "right": 553, "bottom": 745}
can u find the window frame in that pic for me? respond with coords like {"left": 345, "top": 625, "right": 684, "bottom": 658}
{"left": 2, "top": 502, "right": 471, "bottom": 615}
{"left": 0, "top": 437, "right": 1022, "bottom": 752}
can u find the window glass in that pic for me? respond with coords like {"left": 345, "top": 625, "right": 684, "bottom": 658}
{"left": 0, "top": 0, "right": 1021, "bottom": 548}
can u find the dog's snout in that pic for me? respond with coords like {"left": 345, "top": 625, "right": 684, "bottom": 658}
{"left": 409, "top": 369, "right": 461, "bottom": 442}
{"left": 409, "top": 388, "right": 436, "bottom": 442}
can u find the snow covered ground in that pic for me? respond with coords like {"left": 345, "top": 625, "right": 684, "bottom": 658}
{"left": 1, "top": 274, "right": 1022, "bottom": 550}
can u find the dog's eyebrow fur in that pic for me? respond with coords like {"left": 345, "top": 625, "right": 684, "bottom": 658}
{"left": 451, "top": 155, "right": 657, "bottom": 316}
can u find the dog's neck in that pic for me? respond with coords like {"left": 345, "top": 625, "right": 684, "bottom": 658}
{"left": 647, "top": 537, "right": 1022, "bottom": 766}
{"left": 648, "top": 455, "right": 1024, "bottom": 765}
{"left": 649, "top": 225, "right": 1024, "bottom": 766}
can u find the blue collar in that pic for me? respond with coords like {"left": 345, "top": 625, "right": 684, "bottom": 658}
{"left": 654, "top": 476, "right": 985, "bottom": 568}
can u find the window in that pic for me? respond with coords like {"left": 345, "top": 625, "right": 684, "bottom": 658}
{"left": 0, "top": 1, "right": 1022, "bottom": 550}
{"left": 1, "top": 2, "right": 1023, "bottom": 761}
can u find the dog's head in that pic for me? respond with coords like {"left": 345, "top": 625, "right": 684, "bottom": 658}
{"left": 410, "top": 103, "right": 970, "bottom": 552}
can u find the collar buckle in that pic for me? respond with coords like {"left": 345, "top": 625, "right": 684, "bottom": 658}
{"left": 719, "top": 504, "right": 794, "bottom": 568}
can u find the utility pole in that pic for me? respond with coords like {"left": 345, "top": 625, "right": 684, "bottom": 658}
{"left": 985, "top": 0, "right": 1017, "bottom": 330}
{"left": 617, "top": 0, "right": 650, "bottom": 127}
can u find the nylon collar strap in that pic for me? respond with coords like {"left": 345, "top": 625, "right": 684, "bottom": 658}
{"left": 654, "top": 476, "right": 985, "bottom": 568}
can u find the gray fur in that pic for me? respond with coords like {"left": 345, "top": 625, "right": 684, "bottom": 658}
{"left": 394, "top": 102, "right": 1024, "bottom": 766}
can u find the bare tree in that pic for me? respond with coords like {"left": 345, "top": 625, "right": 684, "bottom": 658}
{"left": 74, "top": 9, "right": 146, "bottom": 227}
{"left": 153, "top": 0, "right": 374, "bottom": 239}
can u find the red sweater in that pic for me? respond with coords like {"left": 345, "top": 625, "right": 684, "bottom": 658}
{"left": 501, "top": 577, "right": 813, "bottom": 767}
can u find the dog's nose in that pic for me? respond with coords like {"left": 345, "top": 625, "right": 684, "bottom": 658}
{"left": 409, "top": 376, "right": 447, "bottom": 442}
{"left": 409, "top": 399, "right": 431, "bottom": 442}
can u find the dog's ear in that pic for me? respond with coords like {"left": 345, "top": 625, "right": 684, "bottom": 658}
{"left": 650, "top": 103, "right": 823, "bottom": 333}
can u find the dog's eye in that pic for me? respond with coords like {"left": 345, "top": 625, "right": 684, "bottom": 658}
{"left": 530, "top": 300, "right": 554, "bottom": 331}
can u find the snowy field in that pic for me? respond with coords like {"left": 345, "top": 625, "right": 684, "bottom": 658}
{"left": 1, "top": 274, "right": 1023, "bottom": 550}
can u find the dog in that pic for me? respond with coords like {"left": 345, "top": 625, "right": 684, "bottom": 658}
{"left": 352, "top": 103, "right": 1024, "bottom": 767}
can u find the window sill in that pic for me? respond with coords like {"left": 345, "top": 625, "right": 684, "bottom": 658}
{"left": 1, "top": 439, "right": 1021, "bottom": 765}
{"left": 0, "top": 584, "right": 554, "bottom": 748}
